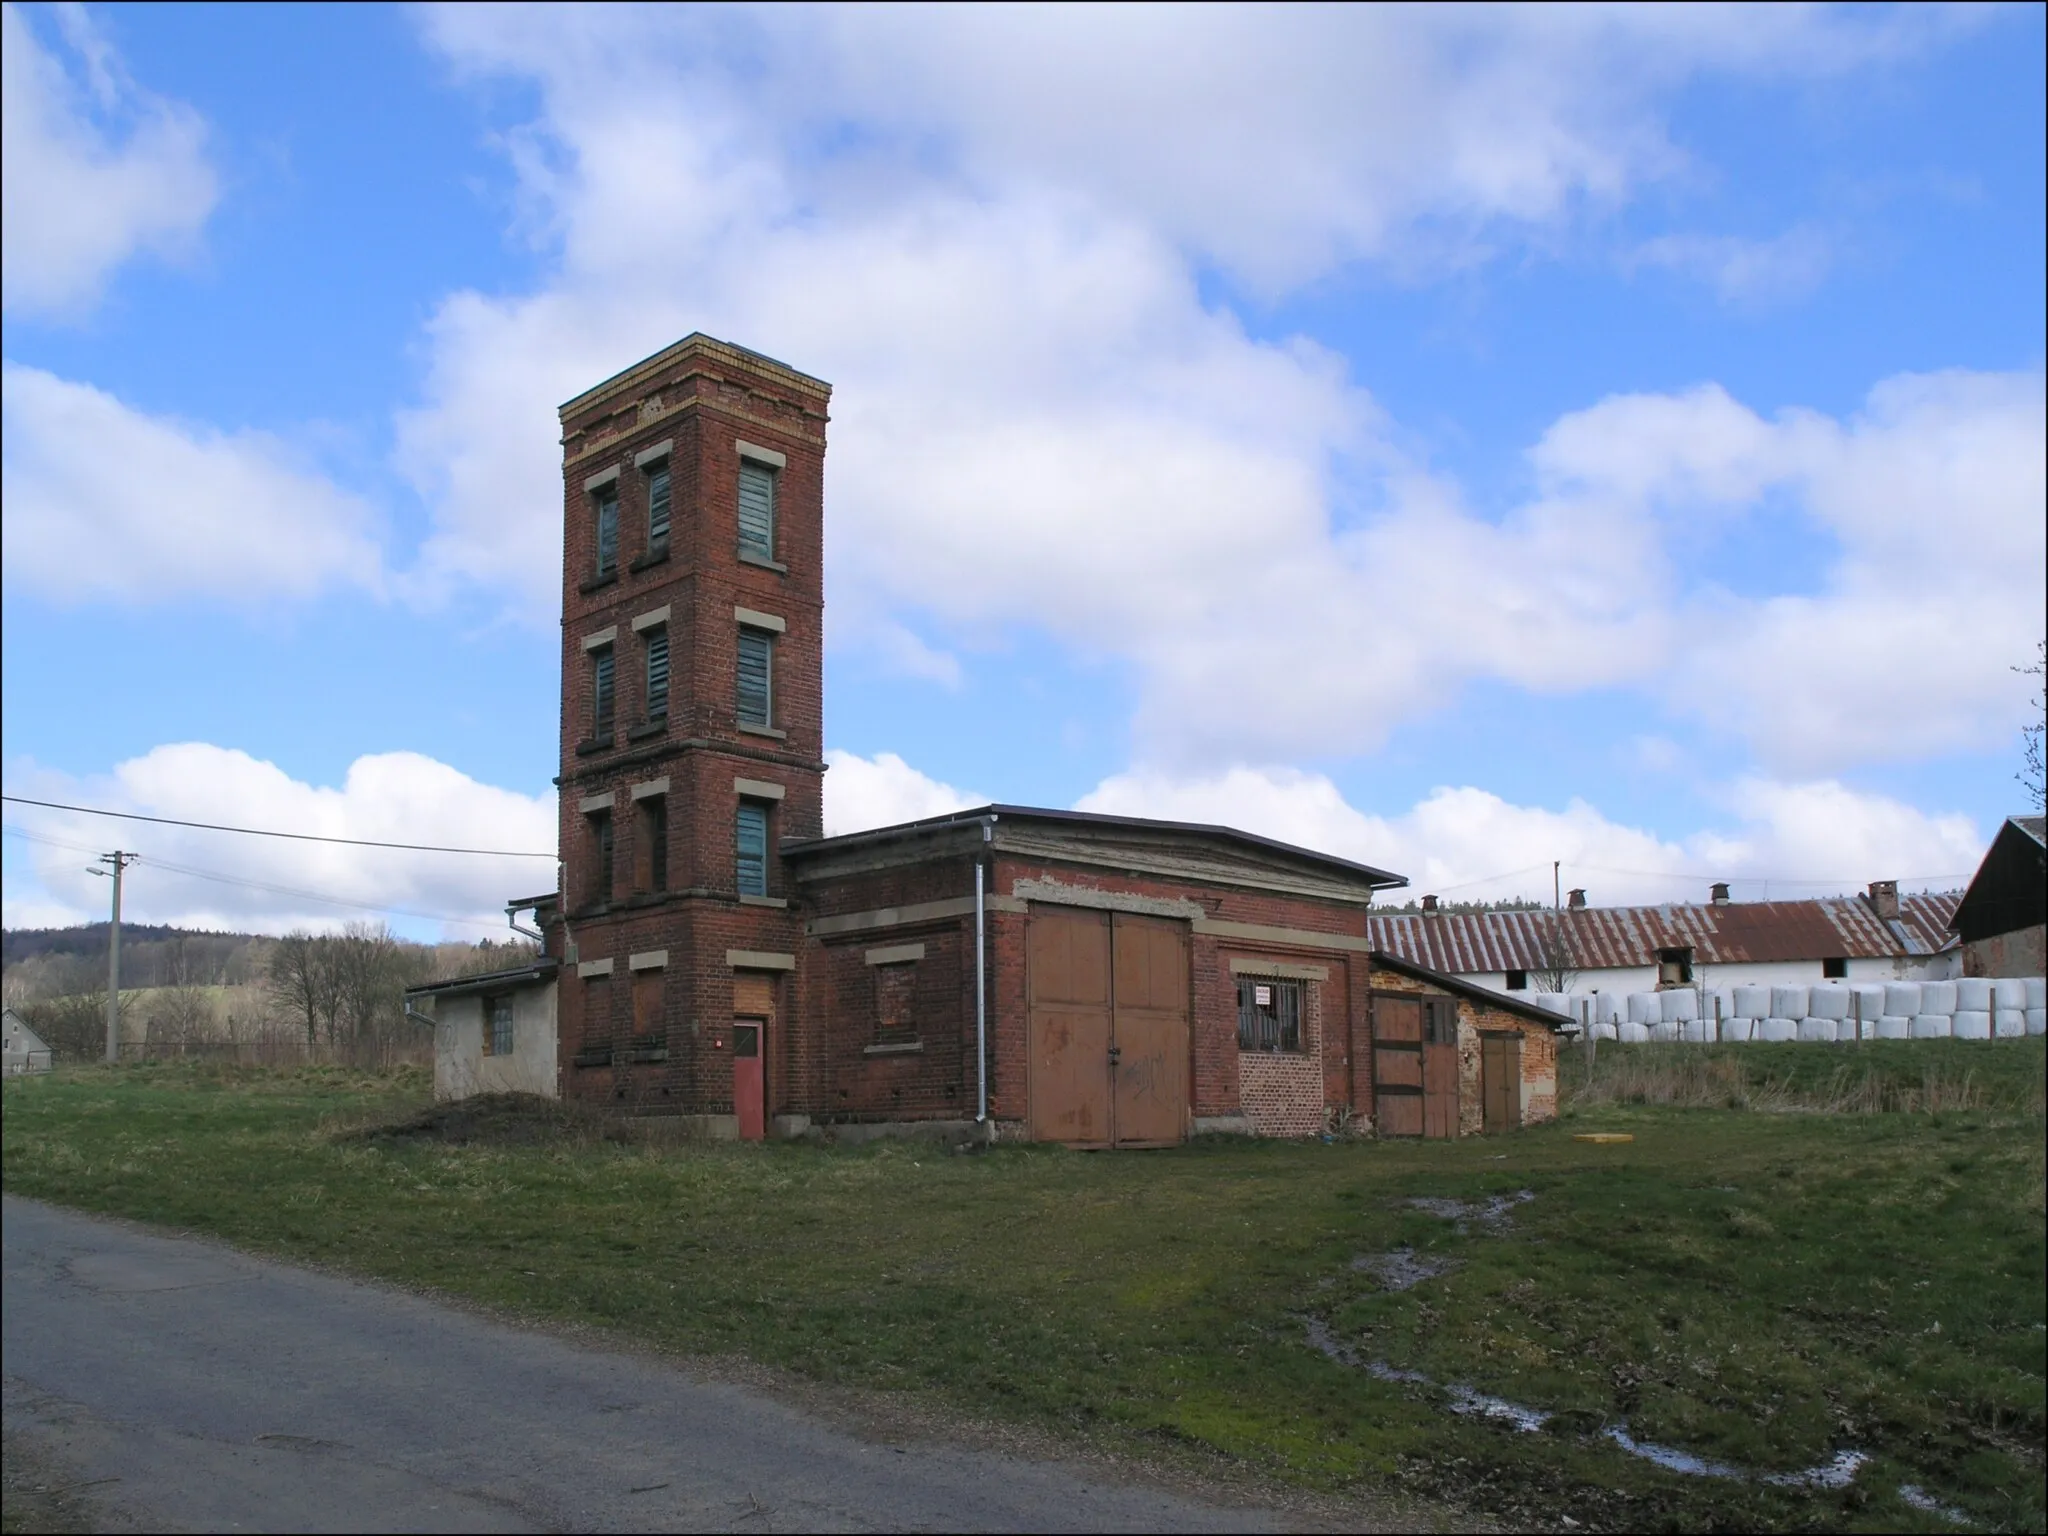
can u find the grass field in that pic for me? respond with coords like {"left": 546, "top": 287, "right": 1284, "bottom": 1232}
{"left": 4, "top": 1042, "right": 2043, "bottom": 1533}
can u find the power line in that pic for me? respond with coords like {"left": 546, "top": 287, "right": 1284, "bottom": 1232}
{"left": 2, "top": 795, "right": 554, "bottom": 858}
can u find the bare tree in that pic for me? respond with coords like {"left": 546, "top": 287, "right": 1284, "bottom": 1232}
{"left": 267, "top": 931, "right": 340, "bottom": 1051}
{"left": 2020, "top": 640, "right": 2045, "bottom": 812}
{"left": 1533, "top": 910, "right": 1580, "bottom": 994}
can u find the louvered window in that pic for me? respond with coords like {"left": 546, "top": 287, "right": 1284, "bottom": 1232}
{"left": 646, "top": 462, "right": 670, "bottom": 553}
{"left": 595, "top": 487, "right": 619, "bottom": 576}
{"left": 644, "top": 628, "right": 669, "bottom": 719}
{"left": 735, "top": 801, "right": 769, "bottom": 896}
{"left": 591, "top": 646, "right": 615, "bottom": 737}
{"left": 1237, "top": 977, "right": 1303, "bottom": 1053}
{"left": 736, "top": 628, "right": 772, "bottom": 727}
{"left": 737, "top": 461, "right": 775, "bottom": 561}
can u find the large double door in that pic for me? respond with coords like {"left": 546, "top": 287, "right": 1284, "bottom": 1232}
{"left": 1026, "top": 907, "right": 1190, "bottom": 1147}
{"left": 1372, "top": 992, "right": 1458, "bottom": 1138}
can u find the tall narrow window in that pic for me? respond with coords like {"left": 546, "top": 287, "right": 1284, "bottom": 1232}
{"left": 595, "top": 486, "right": 619, "bottom": 577}
{"left": 737, "top": 460, "right": 776, "bottom": 561}
{"left": 644, "top": 627, "right": 669, "bottom": 721}
{"left": 589, "top": 811, "right": 614, "bottom": 904}
{"left": 635, "top": 795, "right": 667, "bottom": 892}
{"left": 645, "top": 461, "right": 671, "bottom": 554}
{"left": 735, "top": 801, "right": 769, "bottom": 896}
{"left": 736, "top": 628, "right": 772, "bottom": 728}
{"left": 485, "top": 996, "right": 515, "bottom": 1057}
{"left": 591, "top": 645, "right": 615, "bottom": 738}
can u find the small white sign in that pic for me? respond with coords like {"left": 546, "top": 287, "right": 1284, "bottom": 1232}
{"left": 1254, "top": 984, "right": 1273, "bottom": 1007}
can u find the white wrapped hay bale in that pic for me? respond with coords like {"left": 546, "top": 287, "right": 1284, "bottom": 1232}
{"left": 1851, "top": 984, "right": 1887, "bottom": 1026}
{"left": 1919, "top": 980, "right": 1958, "bottom": 1015}
{"left": 1994, "top": 1009, "right": 2026, "bottom": 1038}
{"left": 1950, "top": 1010, "right": 1992, "bottom": 1040}
{"left": 1683, "top": 1019, "right": 1714, "bottom": 1043}
{"left": 1954, "top": 977, "right": 1995, "bottom": 1012}
{"left": 1797, "top": 1017, "right": 1838, "bottom": 1043}
{"left": 1759, "top": 1017, "right": 1799, "bottom": 1042}
{"left": 2025, "top": 1008, "right": 2046, "bottom": 1036}
{"left": 1992, "top": 978, "right": 2027, "bottom": 1010}
{"left": 1661, "top": 989, "right": 1700, "bottom": 1023}
{"left": 1883, "top": 982, "right": 1922, "bottom": 1018}
{"left": 1646, "top": 1020, "right": 1679, "bottom": 1042}
{"left": 1770, "top": 984, "right": 1809, "bottom": 1020}
{"left": 1808, "top": 985, "right": 1851, "bottom": 1020}
{"left": 1721, "top": 1017, "right": 1756, "bottom": 1042}
{"left": 1592, "top": 1020, "right": 1619, "bottom": 1042}
{"left": 1618, "top": 1022, "right": 1651, "bottom": 1043}
{"left": 2026, "top": 978, "right": 2047, "bottom": 1009}
{"left": 1627, "top": 992, "right": 1662, "bottom": 1025}
{"left": 1528, "top": 992, "right": 1572, "bottom": 1017}
{"left": 1876, "top": 1015, "right": 1912, "bottom": 1040}
{"left": 1733, "top": 984, "right": 1772, "bottom": 1019}
{"left": 1596, "top": 992, "right": 1625, "bottom": 1025}
{"left": 1911, "top": 1014, "right": 1952, "bottom": 1039}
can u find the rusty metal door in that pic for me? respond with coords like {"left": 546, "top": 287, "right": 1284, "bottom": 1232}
{"left": 1481, "top": 1034, "right": 1521, "bottom": 1132}
{"left": 1027, "top": 907, "right": 1114, "bottom": 1145}
{"left": 1109, "top": 914, "right": 1189, "bottom": 1147}
{"left": 1372, "top": 993, "right": 1424, "bottom": 1137}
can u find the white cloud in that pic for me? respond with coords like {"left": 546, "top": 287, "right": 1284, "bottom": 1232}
{"left": 390, "top": 5, "right": 2032, "bottom": 779}
{"left": 1, "top": 1, "right": 217, "bottom": 317}
{"left": 0, "top": 363, "right": 385, "bottom": 605}
{"left": 1077, "top": 763, "right": 1984, "bottom": 907}
{"left": 3, "top": 745, "right": 555, "bottom": 936}
{"left": 822, "top": 750, "right": 984, "bottom": 838}
{"left": 1629, "top": 226, "right": 1834, "bottom": 306}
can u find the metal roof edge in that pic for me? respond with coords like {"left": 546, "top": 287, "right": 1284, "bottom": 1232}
{"left": 405, "top": 959, "right": 558, "bottom": 1001}
{"left": 1368, "top": 950, "right": 1570, "bottom": 1030}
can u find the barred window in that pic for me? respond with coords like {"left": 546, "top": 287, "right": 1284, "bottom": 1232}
{"left": 644, "top": 627, "right": 669, "bottom": 719}
{"left": 1237, "top": 977, "right": 1303, "bottom": 1053}
{"left": 738, "top": 460, "right": 775, "bottom": 561}
{"left": 736, "top": 801, "right": 770, "bottom": 896}
{"left": 595, "top": 487, "right": 619, "bottom": 576}
{"left": 736, "top": 627, "right": 772, "bottom": 728}
{"left": 645, "top": 461, "right": 671, "bottom": 552}
{"left": 485, "top": 996, "right": 515, "bottom": 1057}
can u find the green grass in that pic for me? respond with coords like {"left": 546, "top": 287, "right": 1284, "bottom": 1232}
{"left": 5, "top": 1045, "right": 2044, "bottom": 1533}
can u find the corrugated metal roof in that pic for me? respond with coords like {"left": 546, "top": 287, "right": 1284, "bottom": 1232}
{"left": 1368, "top": 892, "right": 1960, "bottom": 973}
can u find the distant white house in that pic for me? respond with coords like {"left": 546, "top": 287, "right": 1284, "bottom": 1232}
{"left": 4, "top": 1008, "right": 54, "bottom": 1075}
{"left": 406, "top": 961, "right": 559, "bottom": 1102}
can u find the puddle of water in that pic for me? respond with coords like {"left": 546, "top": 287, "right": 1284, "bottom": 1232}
{"left": 1405, "top": 1190, "right": 1535, "bottom": 1234}
{"left": 1445, "top": 1385, "right": 1548, "bottom": 1433}
{"left": 1900, "top": 1484, "right": 1976, "bottom": 1526}
{"left": 1302, "top": 1318, "right": 1546, "bottom": 1432}
{"left": 1352, "top": 1246, "right": 1454, "bottom": 1291}
{"left": 1602, "top": 1426, "right": 1745, "bottom": 1480}
{"left": 1765, "top": 1450, "right": 1869, "bottom": 1490}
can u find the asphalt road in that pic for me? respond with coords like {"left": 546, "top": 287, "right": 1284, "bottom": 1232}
{"left": 3, "top": 1196, "right": 1310, "bottom": 1534}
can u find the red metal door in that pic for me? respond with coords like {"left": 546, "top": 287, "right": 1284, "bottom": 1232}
{"left": 733, "top": 1021, "right": 765, "bottom": 1141}
{"left": 1109, "top": 913, "right": 1189, "bottom": 1147}
{"left": 1027, "top": 908, "right": 1113, "bottom": 1145}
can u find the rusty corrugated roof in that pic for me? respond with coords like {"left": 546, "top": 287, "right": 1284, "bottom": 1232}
{"left": 1368, "top": 891, "right": 1960, "bottom": 973}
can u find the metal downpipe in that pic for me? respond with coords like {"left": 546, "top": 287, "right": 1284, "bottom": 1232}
{"left": 975, "top": 815, "right": 996, "bottom": 1126}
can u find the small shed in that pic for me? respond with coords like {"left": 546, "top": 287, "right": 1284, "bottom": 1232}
{"left": 1366, "top": 953, "right": 1564, "bottom": 1136}
{"left": 409, "top": 960, "right": 560, "bottom": 1103}
{"left": 3, "top": 1008, "right": 55, "bottom": 1075}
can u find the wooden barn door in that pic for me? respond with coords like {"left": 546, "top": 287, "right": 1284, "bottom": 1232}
{"left": 1422, "top": 997, "right": 1459, "bottom": 1139}
{"left": 1481, "top": 1034, "right": 1522, "bottom": 1133}
{"left": 1027, "top": 907, "right": 1114, "bottom": 1146}
{"left": 1372, "top": 994, "right": 1424, "bottom": 1137}
{"left": 1027, "top": 906, "right": 1190, "bottom": 1147}
{"left": 1110, "top": 914, "right": 1189, "bottom": 1147}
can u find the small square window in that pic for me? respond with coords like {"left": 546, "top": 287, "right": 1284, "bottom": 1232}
{"left": 1504, "top": 968, "right": 1528, "bottom": 991}
{"left": 1657, "top": 947, "right": 1693, "bottom": 986}
{"left": 1237, "top": 978, "right": 1303, "bottom": 1052}
{"left": 1822, "top": 957, "right": 1848, "bottom": 979}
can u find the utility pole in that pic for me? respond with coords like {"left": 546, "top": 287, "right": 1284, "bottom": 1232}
{"left": 88, "top": 852, "right": 136, "bottom": 1063}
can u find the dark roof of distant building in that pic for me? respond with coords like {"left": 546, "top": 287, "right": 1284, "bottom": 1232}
{"left": 1368, "top": 891, "right": 1961, "bottom": 973}
{"left": 1950, "top": 816, "right": 2047, "bottom": 943}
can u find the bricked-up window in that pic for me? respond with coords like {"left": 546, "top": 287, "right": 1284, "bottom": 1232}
{"left": 1237, "top": 978, "right": 1303, "bottom": 1053}
{"left": 595, "top": 486, "right": 620, "bottom": 576}
{"left": 588, "top": 810, "right": 614, "bottom": 904}
{"left": 645, "top": 460, "right": 671, "bottom": 554}
{"left": 737, "top": 460, "right": 776, "bottom": 561}
{"left": 591, "top": 645, "right": 615, "bottom": 738}
{"left": 583, "top": 974, "right": 612, "bottom": 1045}
{"left": 643, "top": 627, "right": 669, "bottom": 720}
{"left": 874, "top": 962, "right": 917, "bottom": 1043}
{"left": 735, "top": 800, "right": 770, "bottom": 896}
{"left": 483, "top": 996, "right": 514, "bottom": 1057}
{"left": 632, "top": 968, "right": 663, "bottom": 1037}
{"left": 736, "top": 628, "right": 773, "bottom": 728}
{"left": 634, "top": 795, "right": 667, "bottom": 892}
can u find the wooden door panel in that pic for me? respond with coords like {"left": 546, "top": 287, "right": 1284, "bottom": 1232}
{"left": 1028, "top": 908, "right": 1113, "bottom": 1145}
{"left": 1375, "top": 995, "right": 1423, "bottom": 1042}
{"left": 1112, "top": 915, "right": 1189, "bottom": 1013}
{"left": 1423, "top": 1042, "right": 1458, "bottom": 1138}
{"left": 1028, "top": 908, "right": 1111, "bottom": 1006}
{"left": 1375, "top": 1047, "right": 1423, "bottom": 1089}
{"left": 1481, "top": 1035, "right": 1521, "bottom": 1132}
{"left": 1379, "top": 1092, "right": 1423, "bottom": 1138}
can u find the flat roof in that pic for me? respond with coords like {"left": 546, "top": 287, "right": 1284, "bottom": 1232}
{"left": 784, "top": 802, "right": 1407, "bottom": 889}
{"left": 405, "top": 958, "right": 557, "bottom": 1002}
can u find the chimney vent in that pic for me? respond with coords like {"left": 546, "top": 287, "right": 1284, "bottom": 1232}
{"left": 1710, "top": 881, "right": 1731, "bottom": 905}
{"left": 1421, "top": 894, "right": 1439, "bottom": 914}
{"left": 1567, "top": 888, "right": 1587, "bottom": 910}
{"left": 1867, "top": 879, "right": 1899, "bottom": 920}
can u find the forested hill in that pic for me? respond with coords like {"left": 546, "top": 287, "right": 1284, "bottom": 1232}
{"left": 4, "top": 923, "right": 259, "bottom": 968}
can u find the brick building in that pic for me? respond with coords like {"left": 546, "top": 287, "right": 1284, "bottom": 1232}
{"left": 418, "top": 333, "right": 1564, "bottom": 1142}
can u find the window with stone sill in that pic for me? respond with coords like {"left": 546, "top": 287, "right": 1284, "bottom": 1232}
{"left": 1237, "top": 977, "right": 1304, "bottom": 1053}
{"left": 874, "top": 961, "right": 917, "bottom": 1044}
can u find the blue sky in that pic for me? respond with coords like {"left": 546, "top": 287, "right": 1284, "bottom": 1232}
{"left": 2, "top": 2, "right": 2042, "bottom": 938}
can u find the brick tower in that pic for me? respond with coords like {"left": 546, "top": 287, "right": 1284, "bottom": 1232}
{"left": 554, "top": 335, "right": 828, "bottom": 1122}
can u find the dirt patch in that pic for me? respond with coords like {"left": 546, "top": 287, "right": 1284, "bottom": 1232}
{"left": 1405, "top": 1190, "right": 1534, "bottom": 1234}
{"left": 1352, "top": 1246, "right": 1456, "bottom": 1291}
{"left": 342, "top": 1094, "right": 642, "bottom": 1148}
